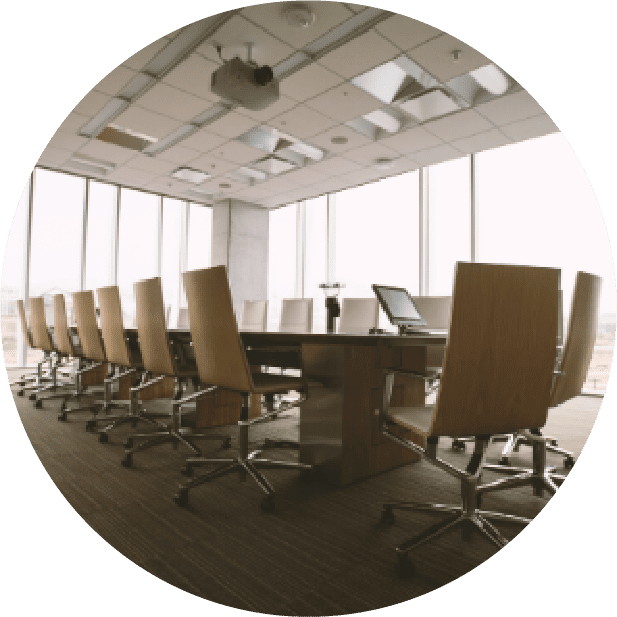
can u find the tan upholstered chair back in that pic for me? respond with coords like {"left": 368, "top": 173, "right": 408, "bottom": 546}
{"left": 339, "top": 298, "right": 379, "bottom": 333}
{"left": 73, "top": 290, "right": 106, "bottom": 362}
{"left": 183, "top": 266, "right": 253, "bottom": 393}
{"left": 52, "top": 294, "right": 74, "bottom": 356}
{"left": 97, "top": 286, "right": 131, "bottom": 367}
{"left": 410, "top": 296, "right": 452, "bottom": 331}
{"left": 134, "top": 277, "right": 175, "bottom": 376}
{"left": 29, "top": 297, "right": 54, "bottom": 352}
{"left": 239, "top": 300, "right": 268, "bottom": 332}
{"left": 280, "top": 298, "right": 313, "bottom": 333}
{"left": 17, "top": 299, "right": 33, "bottom": 348}
{"left": 429, "top": 262, "right": 559, "bottom": 437}
{"left": 551, "top": 272, "right": 602, "bottom": 407}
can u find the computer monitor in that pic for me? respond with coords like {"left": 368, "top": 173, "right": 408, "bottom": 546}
{"left": 372, "top": 284, "right": 427, "bottom": 333}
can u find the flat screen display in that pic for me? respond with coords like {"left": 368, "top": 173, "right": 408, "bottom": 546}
{"left": 372, "top": 284, "right": 426, "bottom": 327}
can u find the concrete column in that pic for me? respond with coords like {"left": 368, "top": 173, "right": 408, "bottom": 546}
{"left": 212, "top": 199, "right": 269, "bottom": 316}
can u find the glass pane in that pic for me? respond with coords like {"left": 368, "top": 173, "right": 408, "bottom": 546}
{"left": 162, "top": 198, "right": 184, "bottom": 327}
{"left": 428, "top": 157, "right": 471, "bottom": 295}
{"left": 1, "top": 181, "right": 29, "bottom": 366}
{"left": 478, "top": 133, "right": 616, "bottom": 392}
{"left": 304, "top": 196, "right": 327, "bottom": 332}
{"left": 117, "top": 189, "right": 159, "bottom": 327}
{"left": 187, "top": 203, "right": 212, "bottom": 271}
{"left": 85, "top": 181, "right": 116, "bottom": 293}
{"left": 30, "top": 169, "right": 85, "bottom": 328}
{"left": 268, "top": 204, "right": 297, "bottom": 331}
{"left": 335, "top": 173, "right": 420, "bottom": 329}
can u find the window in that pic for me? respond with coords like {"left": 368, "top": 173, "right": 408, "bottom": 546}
{"left": 162, "top": 198, "right": 185, "bottom": 327}
{"left": 187, "top": 203, "right": 212, "bottom": 271}
{"left": 304, "top": 196, "right": 328, "bottom": 332}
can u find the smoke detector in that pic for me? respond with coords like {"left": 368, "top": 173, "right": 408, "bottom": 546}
{"left": 282, "top": 3, "right": 316, "bottom": 28}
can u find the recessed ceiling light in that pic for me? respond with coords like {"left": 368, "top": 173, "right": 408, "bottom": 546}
{"left": 281, "top": 3, "right": 316, "bottom": 28}
{"left": 374, "top": 157, "right": 396, "bottom": 170}
{"left": 171, "top": 167, "right": 211, "bottom": 184}
{"left": 331, "top": 136, "right": 348, "bottom": 145}
{"left": 451, "top": 50, "right": 463, "bottom": 63}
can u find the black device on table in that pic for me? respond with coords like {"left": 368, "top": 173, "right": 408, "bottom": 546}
{"left": 371, "top": 284, "right": 427, "bottom": 336}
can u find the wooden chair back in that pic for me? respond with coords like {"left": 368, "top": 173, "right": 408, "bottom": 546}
{"left": 183, "top": 266, "right": 253, "bottom": 393}
{"left": 72, "top": 291, "right": 106, "bottom": 362}
{"left": 280, "top": 298, "right": 313, "bottom": 333}
{"left": 134, "top": 277, "right": 175, "bottom": 376}
{"left": 239, "top": 300, "right": 268, "bottom": 332}
{"left": 97, "top": 286, "right": 131, "bottom": 367}
{"left": 29, "top": 297, "right": 54, "bottom": 352}
{"left": 551, "top": 271, "right": 602, "bottom": 407}
{"left": 410, "top": 296, "right": 452, "bottom": 330}
{"left": 17, "top": 299, "right": 34, "bottom": 348}
{"left": 339, "top": 298, "right": 379, "bottom": 333}
{"left": 429, "top": 262, "right": 559, "bottom": 437}
{"left": 52, "top": 294, "right": 74, "bottom": 356}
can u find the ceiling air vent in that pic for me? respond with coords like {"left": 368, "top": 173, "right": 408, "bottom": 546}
{"left": 97, "top": 124, "right": 158, "bottom": 152}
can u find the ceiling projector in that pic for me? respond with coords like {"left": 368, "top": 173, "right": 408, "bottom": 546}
{"left": 211, "top": 57, "right": 280, "bottom": 111}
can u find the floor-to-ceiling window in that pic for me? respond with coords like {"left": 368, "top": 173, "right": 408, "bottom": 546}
{"left": 304, "top": 196, "right": 328, "bottom": 332}
{"left": 187, "top": 203, "right": 212, "bottom": 271}
{"left": 162, "top": 198, "right": 185, "bottom": 327}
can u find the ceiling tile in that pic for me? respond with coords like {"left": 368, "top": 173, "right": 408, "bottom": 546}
{"left": 209, "top": 140, "right": 264, "bottom": 165}
{"left": 342, "top": 141, "right": 400, "bottom": 165}
{"left": 237, "top": 96, "right": 298, "bottom": 121}
{"left": 179, "top": 128, "right": 228, "bottom": 152}
{"left": 308, "top": 124, "right": 372, "bottom": 153}
{"left": 201, "top": 14, "right": 295, "bottom": 67}
{"left": 233, "top": 185, "right": 275, "bottom": 201}
{"left": 143, "top": 177, "right": 191, "bottom": 194}
{"left": 38, "top": 146, "right": 73, "bottom": 167}
{"left": 379, "top": 126, "right": 444, "bottom": 154}
{"left": 124, "top": 153, "right": 179, "bottom": 175}
{"left": 308, "top": 156, "right": 364, "bottom": 177}
{"left": 374, "top": 14, "right": 442, "bottom": 51}
{"left": 106, "top": 167, "right": 158, "bottom": 187}
{"left": 72, "top": 90, "right": 111, "bottom": 117}
{"left": 138, "top": 82, "right": 210, "bottom": 122}
{"left": 423, "top": 109, "right": 494, "bottom": 141}
{"left": 407, "top": 33, "right": 489, "bottom": 82}
{"left": 411, "top": 143, "right": 464, "bottom": 167}
{"left": 205, "top": 111, "right": 259, "bottom": 139}
{"left": 450, "top": 128, "right": 512, "bottom": 154}
{"left": 284, "top": 166, "right": 331, "bottom": 186}
{"left": 57, "top": 112, "right": 90, "bottom": 134}
{"left": 200, "top": 177, "right": 248, "bottom": 196}
{"left": 305, "top": 83, "right": 381, "bottom": 122}
{"left": 240, "top": 1, "right": 354, "bottom": 49}
{"left": 76, "top": 140, "right": 138, "bottom": 165}
{"left": 279, "top": 62, "right": 344, "bottom": 101}
{"left": 93, "top": 66, "right": 137, "bottom": 96}
{"left": 269, "top": 105, "right": 338, "bottom": 138}
{"left": 122, "top": 37, "right": 169, "bottom": 71}
{"left": 338, "top": 167, "right": 385, "bottom": 187}
{"left": 155, "top": 143, "right": 203, "bottom": 165}
{"left": 188, "top": 153, "right": 237, "bottom": 177}
{"left": 256, "top": 176, "right": 301, "bottom": 195}
{"left": 162, "top": 53, "right": 221, "bottom": 101}
{"left": 318, "top": 30, "right": 399, "bottom": 79}
{"left": 114, "top": 105, "right": 182, "bottom": 139}
{"left": 475, "top": 90, "right": 546, "bottom": 126}
{"left": 47, "top": 131, "right": 89, "bottom": 152}
{"left": 499, "top": 114, "right": 559, "bottom": 141}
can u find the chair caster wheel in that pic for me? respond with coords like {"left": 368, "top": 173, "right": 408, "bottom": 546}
{"left": 121, "top": 454, "right": 133, "bottom": 468}
{"left": 98, "top": 432, "right": 109, "bottom": 444}
{"left": 396, "top": 553, "right": 415, "bottom": 578}
{"left": 124, "top": 438, "right": 134, "bottom": 449}
{"left": 180, "top": 465, "right": 194, "bottom": 477}
{"left": 564, "top": 456, "right": 575, "bottom": 470}
{"left": 381, "top": 507, "right": 395, "bottom": 525}
{"left": 17, "top": 390, "right": 24, "bottom": 397}
{"left": 451, "top": 440, "right": 465, "bottom": 452}
{"left": 174, "top": 489, "right": 189, "bottom": 507}
{"left": 29, "top": 393, "right": 37, "bottom": 401}
{"left": 57, "top": 412, "right": 67, "bottom": 422}
{"left": 222, "top": 436, "right": 232, "bottom": 449}
{"left": 498, "top": 457, "right": 510, "bottom": 466}
{"left": 261, "top": 496, "right": 275, "bottom": 513}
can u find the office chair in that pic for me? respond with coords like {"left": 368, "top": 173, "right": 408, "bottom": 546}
{"left": 378, "top": 262, "right": 559, "bottom": 576}
{"left": 479, "top": 271, "right": 601, "bottom": 497}
{"left": 120, "top": 277, "right": 230, "bottom": 467}
{"left": 279, "top": 298, "right": 313, "bottom": 333}
{"left": 239, "top": 300, "right": 268, "bottom": 332}
{"left": 174, "top": 266, "right": 313, "bottom": 513}
{"left": 338, "top": 298, "right": 379, "bottom": 333}
{"left": 177, "top": 307, "right": 189, "bottom": 328}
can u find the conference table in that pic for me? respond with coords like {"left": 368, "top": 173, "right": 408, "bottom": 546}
{"left": 93, "top": 327, "right": 445, "bottom": 486}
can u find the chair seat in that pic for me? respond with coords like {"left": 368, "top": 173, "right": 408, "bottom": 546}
{"left": 252, "top": 372, "right": 305, "bottom": 394}
{"left": 389, "top": 405, "right": 434, "bottom": 437}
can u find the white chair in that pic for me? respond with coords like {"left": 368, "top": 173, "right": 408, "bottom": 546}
{"left": 279, "top": 298, "right": 313, "bottom": 333}
{"left": 239, "top": 300, "right": 268, "bottom": 332}
{"left": 338, "top": 298, "right": 379, "bottom": 333}
{"left": 177, "top": 307, "right": 189, "bottom": 328}
{"left": 410, "top": 296, "right": 452, "bottom": 330}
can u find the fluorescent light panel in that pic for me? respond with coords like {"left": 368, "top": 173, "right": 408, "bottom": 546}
{"left": 171, "top": 166, "right": 211, "bottom": 183}
{"left": 143, "top": 123, "right": 199, "bottom": 154}
{"left": 79, "top": 97, "right": 130, "bottom": 137}
{"left": 67, "top": 155, "right": 116, "bottom": 175}
{"left": 363, "top": 109, "right": 400, "bottom": 133}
